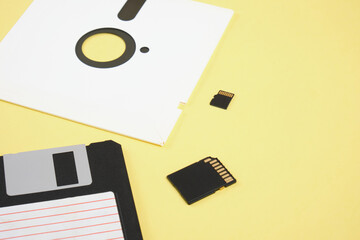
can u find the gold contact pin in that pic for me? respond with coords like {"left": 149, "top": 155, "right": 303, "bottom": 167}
{"left": 212, "top": 163, "right": 220, "bottom": 168}
{"left": 222, "top": 173, "right": 230, "bottom": 178}
{"left": 204, "top": 158, "right": 212, "bottom": 163}
{"left": 224, "top": 177, "right": 234, "bottom": 183}
{"left": 216, "top": 168, "right": 225, "bottom": 173}
{"left": 214, "top": 165, "right": 222, "bottom": 170}
{"left": 209, "top": 160, "right": 217, "bottom": 164}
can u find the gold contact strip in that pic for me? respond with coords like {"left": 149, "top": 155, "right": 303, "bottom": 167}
{"left": 214, "top": 165, "right": 223, "bottom": 170}
{"left": 209, "top": 160, "right": 217, "bottom": 164}
{"left": 221, "top": 173, "right": 230, "bottom": 178}
{"left": 204, "top": 158, "right": 212, "bottom": 163}
{"left": 219, "top": 91, "right": 234, "bottom": 98}
{"left": 212, "top": 162, "right": 220, "bottom": 167}
{"left": 224, "top": 177, "right": 234, "bottom": 183}
{"left": 220, "top": 171, "right": 228, "bottom": 176}
{"left": 221, "top": 93, "right": 233, "bottom": 97}
{"left": 216, "top": 168, "right": 225, "bottom": 173}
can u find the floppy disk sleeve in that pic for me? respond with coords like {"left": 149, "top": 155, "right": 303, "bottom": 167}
{"left": 0, "top": 140, "right": 143, "bottom": 240}
{"left": 0, "top": 0, "right": 233, "bottom": 145}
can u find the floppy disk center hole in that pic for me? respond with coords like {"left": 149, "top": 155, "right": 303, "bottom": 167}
{"left": 82, "top": 33, "right": 126, "bottom": 62}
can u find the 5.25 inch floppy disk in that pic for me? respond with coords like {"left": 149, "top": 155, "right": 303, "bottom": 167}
{"left": 0, "top": 0, "right": 233, "bottom": 145}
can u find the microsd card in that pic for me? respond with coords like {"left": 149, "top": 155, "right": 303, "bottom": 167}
{"left": 167, "top": 157, "right": 236, "bottom": 204}
{"left": 210, "top": 90, "right": 234, "bottom": 109}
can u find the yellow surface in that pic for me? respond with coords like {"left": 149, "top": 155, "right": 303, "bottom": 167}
{"left": 1, "top": 0, "right": 360, "bottom": 239}
{"left": 82, "top": 33, "right": 126, "bottom": 62}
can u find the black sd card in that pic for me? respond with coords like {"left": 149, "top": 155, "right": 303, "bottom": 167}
{"left": 167, "top": 157, "right": 236, "bottom": 204}
{"left": 210, "top": 90, "right": 234, "bottom": 109}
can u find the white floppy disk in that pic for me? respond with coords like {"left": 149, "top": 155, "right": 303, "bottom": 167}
{"left": 0, "top": 0, "right": 233, "bottom": 145}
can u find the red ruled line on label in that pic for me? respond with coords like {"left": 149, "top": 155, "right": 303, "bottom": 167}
{"left": 54, "top": 229, "right": 124, "bottom": 240}
{"left": 0, "top": 213, "right": 119, "bottom": 233}
{"left": 0, "top": 205, "right": 117, "bottom": 224}
{"left": 2, "top": 221, "right": 121, "bottom": 240}
{"left": 0, "top": 198, "right": 115, "bottom": 217}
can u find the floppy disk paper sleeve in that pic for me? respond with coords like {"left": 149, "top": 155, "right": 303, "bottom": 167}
{"left": 0, "top": 0, "right": 233, "bottom": 145}
{"left": 0, "top": 140, "right": 143, "bottom": 240}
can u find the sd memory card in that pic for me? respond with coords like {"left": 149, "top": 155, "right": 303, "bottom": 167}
{"left": 167, "top": 157, "right": 236, "bottom": 204}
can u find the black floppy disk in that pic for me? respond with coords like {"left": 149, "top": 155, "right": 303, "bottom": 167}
{"left": 0, "top": 140, "right": 142, "bottom": 240}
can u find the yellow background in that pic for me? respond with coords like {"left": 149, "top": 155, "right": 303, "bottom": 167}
{"left": 1, "top": 0, "right": 360, "bottom": 239}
